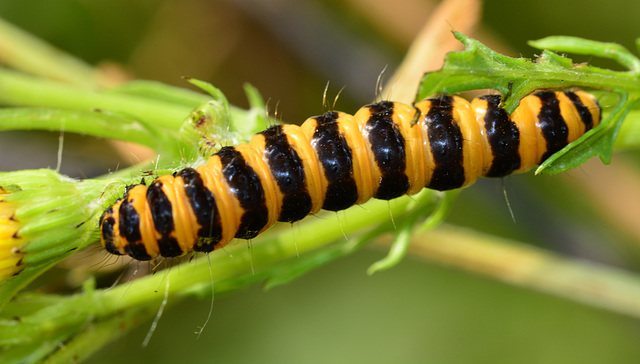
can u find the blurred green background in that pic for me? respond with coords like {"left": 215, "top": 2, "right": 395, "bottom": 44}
{"left": 2, "top": 0, "right": 640, "bottom": 363}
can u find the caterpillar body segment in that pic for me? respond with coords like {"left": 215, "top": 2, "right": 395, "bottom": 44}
{"left": 100, "top": 90, "right": 601, "bottom": 261}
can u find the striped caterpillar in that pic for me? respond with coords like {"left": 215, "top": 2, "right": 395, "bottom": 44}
{"left": 100, "top": 90, "right": 600, "bottom": 261}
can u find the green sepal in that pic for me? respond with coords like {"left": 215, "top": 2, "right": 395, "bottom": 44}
{"left": 0, "top": 170, "right": 107, "bottom": 309}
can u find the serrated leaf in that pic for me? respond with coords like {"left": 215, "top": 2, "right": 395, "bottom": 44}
{"left": 529, "top": 36, "right": 640, "bottom": 74}
{"left": 417, "top": 32, "right": 640, "bottom": 174}
{"left": 417, "top": 32, "right": 639, "bottom": 113}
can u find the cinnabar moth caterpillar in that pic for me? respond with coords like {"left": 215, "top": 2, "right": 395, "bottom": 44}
{"left": 100, "top": 90, "right": 600, "bottom": 261}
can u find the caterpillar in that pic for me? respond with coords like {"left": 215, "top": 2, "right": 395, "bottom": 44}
{"left": 100, "top": 90, "right": 600, "bottom": 261}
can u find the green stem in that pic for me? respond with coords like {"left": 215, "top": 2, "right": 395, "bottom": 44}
{"left": 0, "top": 69, "right": 192, "bottom": 130}
{"left": 0, "top": 189, "right": 424, "bottom": 361}
{"left": 97, "top": 193, "right": 420, "bottom": 312}
{"left": 0, "top": 69, "right": 265, "bottom": 162}
{"left": 405, "top": 225, "right": 640, "bottom": 319}
{"left": 43, "top": 306, "right": 156, "bottom": 364}
{"left": 0, "top": 108, "right": 161, "bottom": 150}
{"left": 0, "top": 18, "right": 98, "bottom": 88}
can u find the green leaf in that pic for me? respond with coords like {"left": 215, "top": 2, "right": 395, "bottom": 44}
{"left": 417, "top": 32, "right": 639, "bottom": 113}
{"left": 417, "top": 32, "right": 640, "bottom": 174}
{"left": 528, "top": 36, "right": 640, "bottom": 74}
{"left": 537, "top": 93, "right": 640, "bottom": 174}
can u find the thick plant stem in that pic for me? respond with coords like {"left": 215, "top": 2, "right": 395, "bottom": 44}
{"left": 97, "top": 194, "right": 420, "bottom": 312}
{"left": 403, "top": 225, "right": 640, "bottom": 319}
